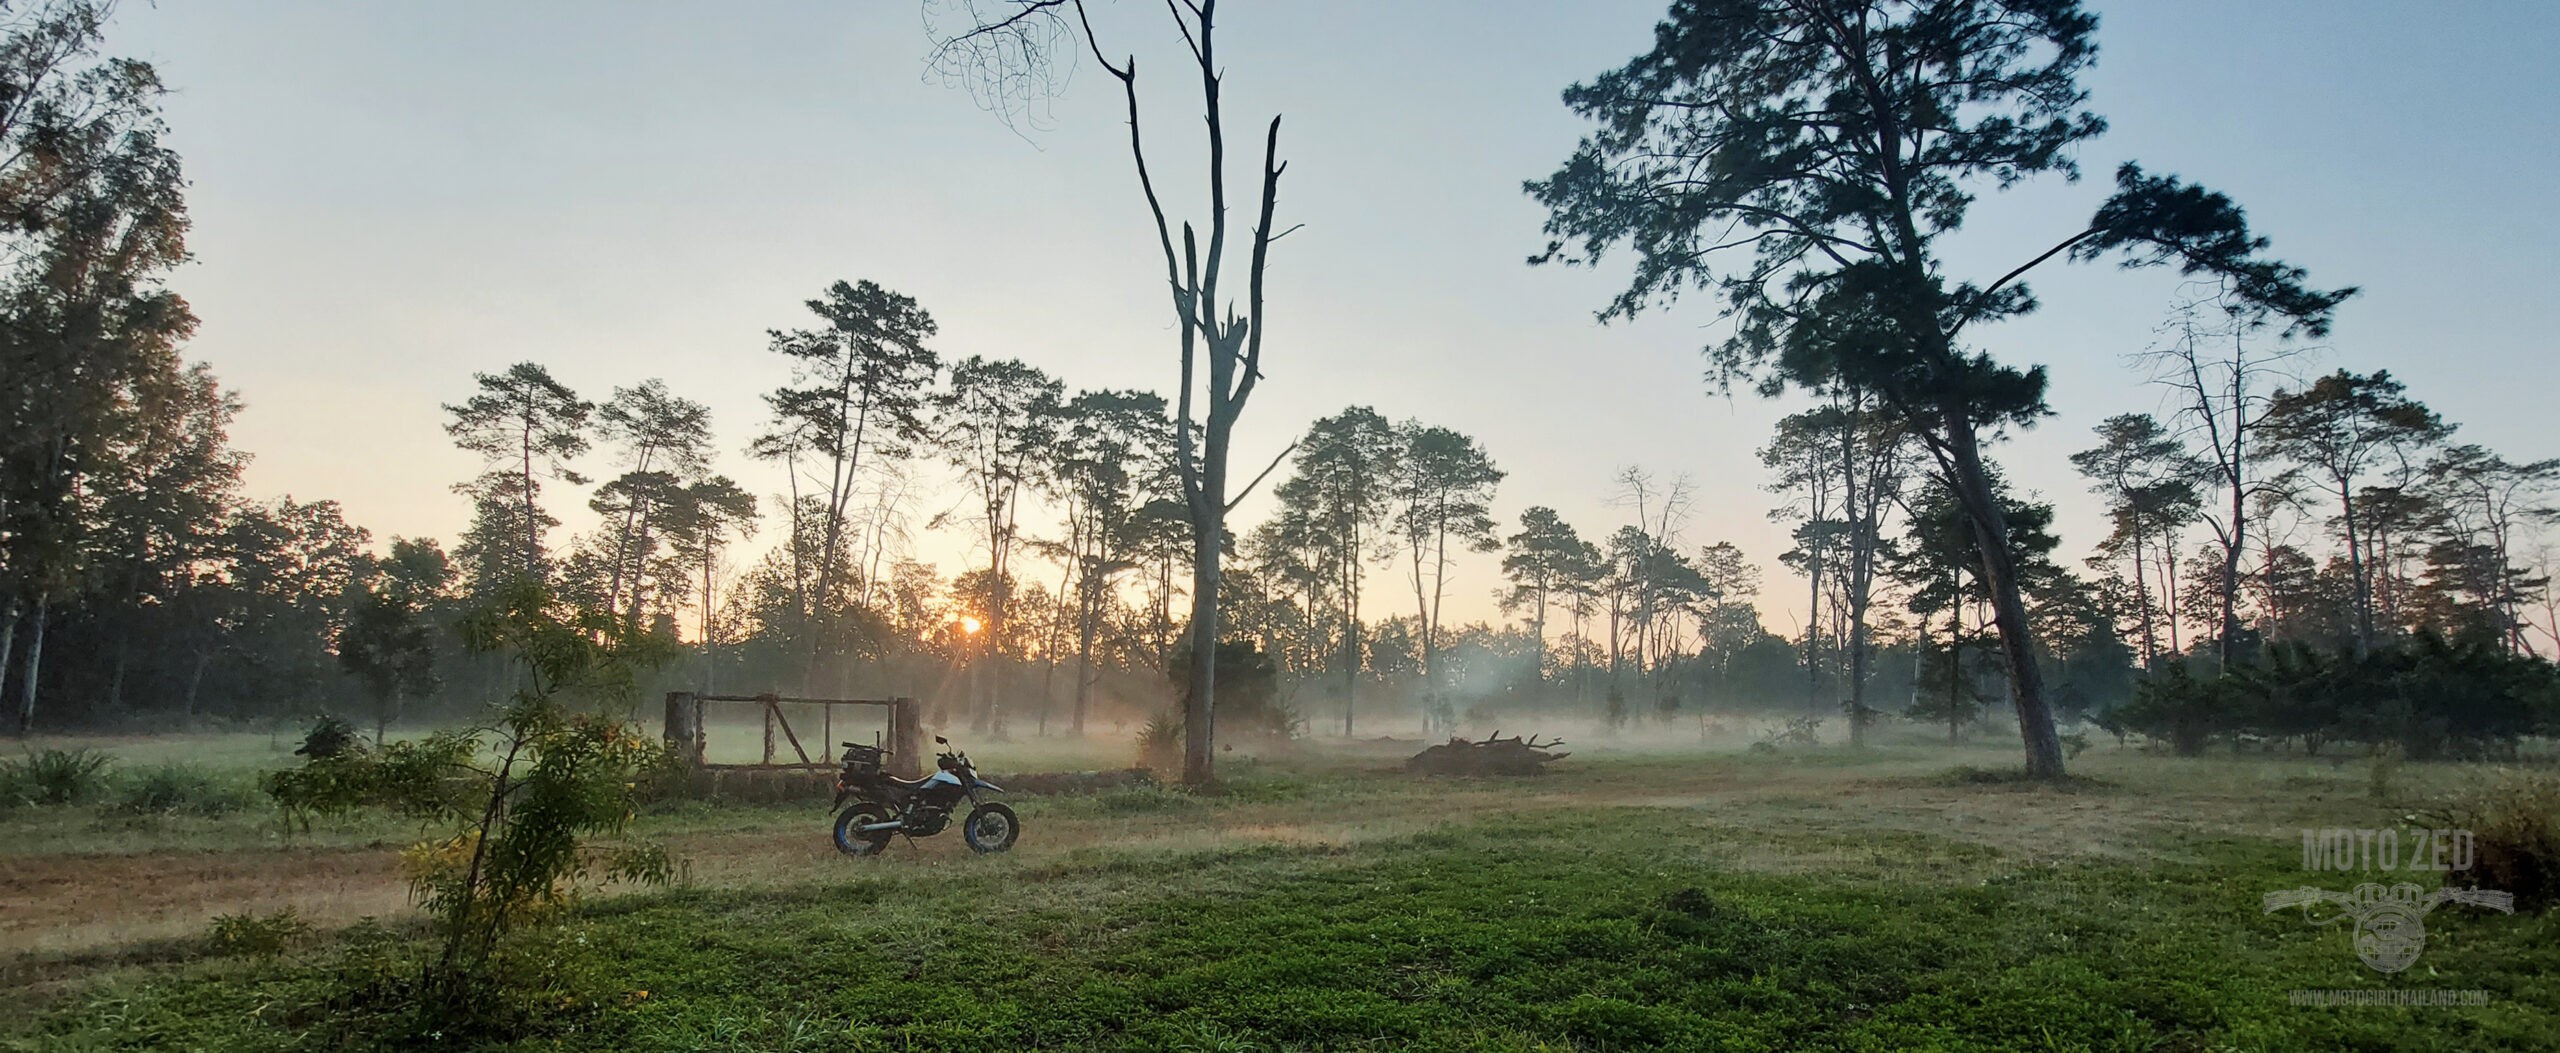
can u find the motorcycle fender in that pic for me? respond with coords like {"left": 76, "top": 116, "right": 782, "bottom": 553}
{"left": 967, "top": 779, "right": 1004, "bottom": 805}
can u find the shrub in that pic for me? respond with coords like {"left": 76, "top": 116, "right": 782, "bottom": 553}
{"left": 108, "top": 764, "right": 260, "bottom": 817}
{"left": 296, "top": 714, "right": 367, "bottom": 760}
{"left": 2118, "top": 664, "right": 2224, "bottom": 756}
{"left": 1137, "top": 711, "right": 1183, "bottom": 772}
{"left": 0, "top": 748, "right": 114, "bottom": 806}
{"left": 206, "top": 909, "right": 313, "bottom": 957}
{"left": 267, "top": 581, "right": 677, "bottom": 1017}
{"left": 2427, "top": 770, "right": 2560, "bottom": 912}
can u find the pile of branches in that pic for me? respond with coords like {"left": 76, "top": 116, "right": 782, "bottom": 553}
{"left": 1405, "top": 732, "right": 1569, "bottom": 776}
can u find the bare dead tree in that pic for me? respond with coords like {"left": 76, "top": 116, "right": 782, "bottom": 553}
{"left": 2138, "top": 278, "right": 2316, "bottom": 667}
{"left": 930, "top": 0, "right": 1293, "bottom": 785}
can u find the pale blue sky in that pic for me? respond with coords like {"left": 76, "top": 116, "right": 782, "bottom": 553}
{"left": 116, "top": 1, "right": 2560, "bottom": 633}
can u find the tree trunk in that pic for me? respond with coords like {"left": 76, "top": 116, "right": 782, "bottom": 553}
{"left": 1805, "top": 548, "right": 1823, "bottom": 717}
{"left": 1340, "top": 539, "right": 1359, "bottom": 738}
{"left": 2220, "top": 357, "right": 2246, "bottom": 666}
{"left": 15, "top": 593, "right": 49, "bottom": 737}
{"left": 0, "top": 598, "right": 18, "bottom": 737}
{"left": 1183, "top": 429, "right": 1229, "bottom": 786}
{"left": 182, "top": 647, "right": 209, "bottom": 720}
{"left": 1074, "top": 573, "right": 1096, "bottom": 737}
{"left": 2339, "top": 485, "right": 2373, "bottom": 657}
{"left": 1942, "top": 412, "right": 2064, "bottom": 778}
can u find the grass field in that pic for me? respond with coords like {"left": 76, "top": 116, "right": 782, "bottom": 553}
{"left": 4, "top": 732, "right": 2557, "bottom": 1050}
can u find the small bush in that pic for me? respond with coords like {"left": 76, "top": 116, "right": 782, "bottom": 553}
{"left": 0, "top": 748, "right": 115, "bottom": 806}
{"left": 296, "top": 714, "right": 367, "bottom": 760}
{"left": 108, "top": 764, "right": 260, "bottom": 817}
{"left": 1137, "top": 712, "right": 1183, "bottom": 772}
{"left": 2428, "top": 770, "right": 2560, "bottom": 912}
{"left": 206, "top": 908, "right": 313, "bottom": 957}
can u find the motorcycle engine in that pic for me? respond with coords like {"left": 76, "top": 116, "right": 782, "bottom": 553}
{"left": 903, "top": 805, "right": 951, "bottom": 837}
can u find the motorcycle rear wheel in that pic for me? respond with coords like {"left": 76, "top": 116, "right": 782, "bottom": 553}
{"left": 834, "top": 803, "right": 894, "bottom": 857}
{"left": 962, "top": 803, "right": 1020, "bottom": 854}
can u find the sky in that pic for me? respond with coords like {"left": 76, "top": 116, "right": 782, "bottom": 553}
{"left": 108, "top": 0, "right": 2560, "bottom": 638}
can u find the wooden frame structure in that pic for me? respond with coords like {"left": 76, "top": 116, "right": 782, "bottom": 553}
{"left": 662, "top": 692, "right": 924, "bottom": 779}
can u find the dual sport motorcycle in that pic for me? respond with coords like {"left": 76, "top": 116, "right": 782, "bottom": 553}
{"left": 831, "top": 735, "right": 1019, "bottom": 856}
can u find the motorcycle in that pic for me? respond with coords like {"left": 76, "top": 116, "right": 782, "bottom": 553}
{"left": 831, "top": 735, "right": 1019, "bottom": 856}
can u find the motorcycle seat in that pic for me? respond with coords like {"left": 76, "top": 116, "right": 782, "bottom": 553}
{"left": 879, "top": 773, "right": 939, "bottom": 790}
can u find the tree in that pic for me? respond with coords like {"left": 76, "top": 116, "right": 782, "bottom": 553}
{"left": 932, "top": 0, "right": 1294, "bottom": 785}
{"left": 1762, "top": 407, "right": 1845, "bottom": 716}
{"left": 338, "top": 582, "right": 439, "bottom": 747}
{"left": 1767, "top": 390, "right": 1914, "bottom": 743}
{"left": 2260, "top": 370, "right": 2449, "bottom": 657}
{"left": 444, "top": 363, "right": 592, "bottom": 589}
{"left": 0, "top": 0, "right": 193, "bottom": 735}
{"left": 2416, "top": 445, "right": 2560, "bottom": 652}
{"left": 1389, "top": 421, "right": 1503, "bottom": 729}
{"left": 591, "top": 380, "right": 713, "bottom": 628}
{"left": 1890, "top": 469, "right": 2064, "bottom": 744}
{"left": 1503, "top": 507, "right": 1590, "bottom": 684}
{"left": 754, "top": 279, "right": 940, "bottom": 688}
{"left": 2139, "top": 280, "right": 2315, "bottom": 666}
{"left": 1528, "top": 0, "right": 2351, "bottom": 776}
{"left": 1273, "top": 408, "right": 1398, "bottom": 736}
{"left": 82, "top": 364, "right": 245, "bottom": 715}
{"left": 1052, "top": 389, "right": 1177, "bottom": 735}
{"left": 663, "top": 475, "right": 757, "bottom": 693}
{"left": 934, "top": 356, "right": 1064, "bottom": 731}
{"left": 1691, "top": 540, "right": 1765, "bottom": 709}
{"left": 2070, "top": 413, "right": 2205, "bottom": 664}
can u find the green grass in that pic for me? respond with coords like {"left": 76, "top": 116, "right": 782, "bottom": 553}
{"left": 13, "top": 780, "right": 2559, "bottom": 1051}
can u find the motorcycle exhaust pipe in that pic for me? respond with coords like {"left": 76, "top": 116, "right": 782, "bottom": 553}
{"left": 858, "top": 820, "right": 905, "bottom": 833}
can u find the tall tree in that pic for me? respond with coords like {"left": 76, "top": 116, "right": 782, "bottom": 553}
{"left": 1273, "top": 408, "right": 1398, "bottom": 736}
{"left": 2138, "top": 280, "right": 2312, "bottom": 666}
{"left": 444, "top": 363, "right": 592, "bottom": 588}
{"left": 664, "top": 475, "right": 757, "bottom": 693}
{"left": 934, "top": 356, "right": 1063, "bottom": 730}
{"left": 83, "top": 363, "right": 245, "bottom": 715}
{"left": 1762, "top": 408, "right": 1845, "bottom": 715}
{"left": 1503, "top": 506, "right": 1589, "bottom": 684}
{"left": 1053, "top": 389, "right": 1177, "bottom": 735}
{"left": 591, "top": 380, "right": 713, "bottom": 628}
{"left": 2070, "top": 413, "right": 2205, "bottom": 665}
{"left": 2416, "top": 445, "right": 2557, "bottom": 653}
{"left": 1528, "top": 0, "right": 2350, "bottom": 776}
{"left": 2260, "top": 370, "right": 2448, "bottom": 656}
{"left": 0, "top": 0, "right": 192, "bottom": 735}
{"left": 754, "top": 279, "right": 940, "bottom": 688}
{"left": 1389, "top": 421, "right": 1503, "bottom": 727}
{"left": 933, "top": 0, "right": 1294, "bottom": 784}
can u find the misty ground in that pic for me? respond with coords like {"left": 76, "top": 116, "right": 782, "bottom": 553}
{"left": 5, "top": 731, "right": 2557, "bottom": 1050}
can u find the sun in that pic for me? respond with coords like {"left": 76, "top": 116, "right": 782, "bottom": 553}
{"left": 957, "top": 615, "right": 983, "bottom": 635}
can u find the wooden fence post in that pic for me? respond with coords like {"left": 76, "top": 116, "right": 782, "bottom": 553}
{"left": 662, "top": 692, "right": 704, "bottom": 769}
{"left": 891, "top": 696, "right": 924, "bottom": 778}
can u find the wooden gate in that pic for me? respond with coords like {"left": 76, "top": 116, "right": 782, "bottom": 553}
{"left": 662, "top": 692, "right": 924, "bottom": 779}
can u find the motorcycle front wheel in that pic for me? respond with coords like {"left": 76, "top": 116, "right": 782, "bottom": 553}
{"left": 834, "top": 802, "right": 894, "bottom": 857}
{"left": 962, "top": 803, "right": 1020, "bottom": 854}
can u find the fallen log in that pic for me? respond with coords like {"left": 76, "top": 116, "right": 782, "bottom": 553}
{"left": 1404, "top": 730, "right": 1569, "bottom": 776}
